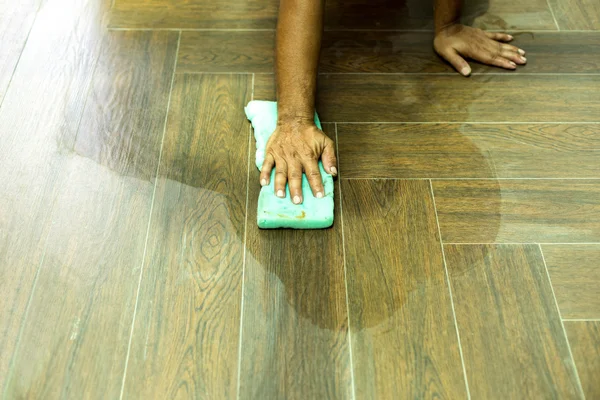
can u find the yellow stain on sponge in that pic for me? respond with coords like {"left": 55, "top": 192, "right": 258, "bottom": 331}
{"left": 245, "top": 101, "right": 334, "bottom": 229}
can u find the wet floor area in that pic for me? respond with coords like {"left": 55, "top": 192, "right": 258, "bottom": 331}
{"left": 1, "top": 0, "right": 599, "bottom": 398}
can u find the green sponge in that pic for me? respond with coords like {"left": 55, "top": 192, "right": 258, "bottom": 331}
{"left": 245, "top": 101, "right": 334, "bottom": 229}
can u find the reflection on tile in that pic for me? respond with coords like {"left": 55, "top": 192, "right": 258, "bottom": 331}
{"left": 110, "top": 0, "right": 278, "bottom": 29}
{"left": 122, "top": 74, "right": 251, "bottom": 399}
{"left": 433, "top": 180, "right": 600, "bottom": 243}
{"left": 0, "top": 0, "right": 40, "bottom": 102}
{"left": 239, "top": 125, "right": 352, "bottom": 399}
{"left": 253, "top": 74, "right": 600, "bottom": 122}
{"left": 543, "top": 245, "right": 600, "bottom": 319}
{"left": 324, "top": 0, "right": 433, "bottom": 30}
{"left": 0, "top": 0, "right": 108, "bottom": 391}
{"left": 464, "top": 0, "right": 557, "bottom": 30}
{"left": 337, "top": 123, "right": 600, "bottom": 178}
{"left": 565, "top": 321, "right": 600, "bottom": 399}
{"left": 445, "top": 245, "right": 582, "bottom": 399}
{"left": 342, "top": 179, "right": 466, "bottom": 398}
{"left": 548, "top": 0, "right": 600, "bottom": 30}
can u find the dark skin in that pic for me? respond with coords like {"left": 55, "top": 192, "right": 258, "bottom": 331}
{"left": 261, "top": 0, "right": 527, "bottom": 203}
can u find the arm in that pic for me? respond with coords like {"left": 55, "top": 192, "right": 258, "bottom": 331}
{"left": 259, "top": 0, "right": 337, "bottom": 205}
{"left": 433, "top": 0, "right": 527, "bottom": 76}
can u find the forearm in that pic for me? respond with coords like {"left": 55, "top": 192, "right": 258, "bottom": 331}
{"left": 276, "top": 0, "right": 324, "bottom": 123}
{"left": 434, "top": 0, "right": 463, "bottom": 32}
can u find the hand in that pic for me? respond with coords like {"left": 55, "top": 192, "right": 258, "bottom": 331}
{"left": 260, "top": 119, "right": 337, "bottom": 204}
{"left": 434, "top": 24, "right": 526, "bottom": 76}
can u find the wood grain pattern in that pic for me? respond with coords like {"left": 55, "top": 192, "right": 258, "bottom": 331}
{"left": 565, "top": 321, "right": 600, "bottom": 399}
{"left": 4, "top": 30, "right": 178, "bottom": 399}
{"left": 342, "top": 179, "right": 466, "bottom": 399}
{"left": 432, "top": 180, "right": 600, "bottom": 243}
{"left": 548, "top": 0, "right": 600, "bottom": 30}
{"left": 543, "top": 245, "right": 600, "bottom": 319}
{"left": 121, "top": 74, "right": 250, "bottom": 399}
{"left": 178, "top": 31, "right": 275, "bottom": 73}
{"left": 337, "top": 123, "right": 600, "bottom": 179}
{"left": 176, "top": 31, "right": 600, "bottom": 74}
{"left": 445, "top": 244, "right": 582, "bottom": 399}
{"left": 0, "top": 0, "right": 41, "bottom": 103}
{"left": 0, "top": 0, "right": 108, "bottom": 393}
{"left": 239, "top": 124, "right": 352, "bottom": 400}
{"left": 109, "top": 0, "right": 278, "bottom": 29}
{"left": 253, "top": 74, "right": 600, "bottom": 122}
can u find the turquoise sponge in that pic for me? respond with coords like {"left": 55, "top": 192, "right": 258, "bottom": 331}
{"left": 244, "top": 101, "right": 334, "bottom": 229}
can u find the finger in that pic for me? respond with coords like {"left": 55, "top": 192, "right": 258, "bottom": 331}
{"left": 321, "top": 138, "right": 337, "bottom": 177}
{"left": 442, "top": 48, "right": 472, "bottom": 76}
{"left": 501, "top": 47, "right": 527, "bottom": 64}
{"left": 288, "top": 162, "right": 304, "bottom": 204}
{"left": 274, "top": 158, "right": 288, "bottom": 198}
{"left": 484, "top": 31, "right": 513, "bottom": 42}
{"left": 485, "top": 54, "right": 517, "bottom": 70}
{"left": 304, "top": 160, "right": 325, "bottom": 198}
{"left": 502, "top": 43, "right": 526, "bottom": 56}
{"left": 260, "top": 154, "right": 275, "bottom": 186}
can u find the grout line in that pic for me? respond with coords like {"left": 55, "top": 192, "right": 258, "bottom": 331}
{"left": 236, "top": 73, "right": 254, "bottom": 400}
{"left": 341, "top": 178, "right": 600, "bottom": 181}
{"left": 106, "top": 27, "right": 600, "bottom": 33}
{"left": 176, "top": 72, "right": 600, "bottom": 77}
{"left": 334, "top": 122, "right": 600, "bottom": 125}
{"left": 563, "top": 318, "right": 600, "bottom": 322}
{"left": 0, "top": 1, "right": 42, "bottom": 111}
{"left": 175, "top": 72, "right": 270, "bottom": 75}
{"left": 538, "top": 244, "right": 586, "bottom": 399}
{"left": 118, "top": 30, "right": 181, "bottom": 400}
{"left": 335, "top": 123, "right": 357, "bottom": 400}
{"left": 446, "top": 242, "right": 600, "bottom": 246}
{"left": 429, "top": 179, "right": 471, "bottom": 400}
{"left": 545, "top": 0, "right": 562, "bottom": 31}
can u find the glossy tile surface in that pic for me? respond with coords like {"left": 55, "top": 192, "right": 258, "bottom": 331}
{"left": 543, "top": 245, "right": 600, "bottom": 319}
{"left": 337, "top": 123, "right": 600, "bottom": 178}
{"left": 433, "top": 180, "right": 600, "bottom": 243}
{"left": 240, "top": 126, "right": 352, "bottom": 397}
{"left": 2, "top": 0, "right": 600, "bottom": 397}
{"left": 445, "top": 245, "right": 583, "bottom": 399}
{"left": 122, "top": 74, "right": 250, "bottom": 399}
{"left": 342, "top": 180, "right": 466, "bottom": 399}
{"left": 565, "top": 321, "right": 600, "bottom": 399}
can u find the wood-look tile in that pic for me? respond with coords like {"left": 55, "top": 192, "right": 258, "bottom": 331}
{"left": 0, "top": 0, "right": 41, "bottom": 103}
{"left": 0, "top": 0, "right": 108, "bottom": 392}
{"left": 178, "top": 31, "right": 600, "bottom": 74}
{"left": 253, "top": 75, "right": 600, "bottom": 122}
{"left": 122, "top": 74, "right": 250, "bottom": 399}
{"left": 342, "top": 179, "right": 466, "bottom": 399}
{"left": 178, "top": 31, "right": 275, "bottom": 73}
{"left": 542, "top": 245, "right": 600, "bottom": 319}
{"left": 109, "top": 0, "right": 278, "bottom": 29}
{"left": 337, "top": 123, "right": 600, "bottom": 179}
{"left": 4, "top": 30, "right": 178, "bottom": 399}
{"left": 565, "top": 321, "right": 600, "bottom": 399}
{"left": 548, "top": 0, "right": 600, "bottom": 30}
{"left": 445, "top": 244, "right": 582, "bottom": 399}
{"left": 463, "top": 0, "right": 557, "bottom": 30}
{"left": 239, "top": 125, "right": 352, "bottom": 400}
{"left": 321, "top": 31, "right": 600, "bottom": 73}
{"left": 433, "top": 180, "right": 600, "bottom": 243}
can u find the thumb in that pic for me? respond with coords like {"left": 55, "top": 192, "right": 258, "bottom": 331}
{"left": 321, "top": 138, "right": 337, "bottom": 176}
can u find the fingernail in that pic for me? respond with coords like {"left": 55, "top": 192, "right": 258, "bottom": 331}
{"left": 316, "top": 192, "right": 323, "bottom": 199}
{"left": 461, "top": 67, "right": 471, "bottom": 76}
{"left": 521, "top": 56, "right": 527, "bottom": 62}
{"left": 261, "top": 179, "right": 267, "bottom": 186}
{"left": 507, "top": 35, "right": 514, "bottom": 40}
{"left": 293, "top": 196, "right": 301, "bottom": 204}
{"left": 510, "top": 61, "right": 516, "bottom": 67}
{"left": 518, "top": 49, "right": 525, "bottom": 55}
{"left": 330, "top": 166, "right": 337, "bottom": 175}
{"left": 277, "top": 190, "right": 284, "bottom": 198}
